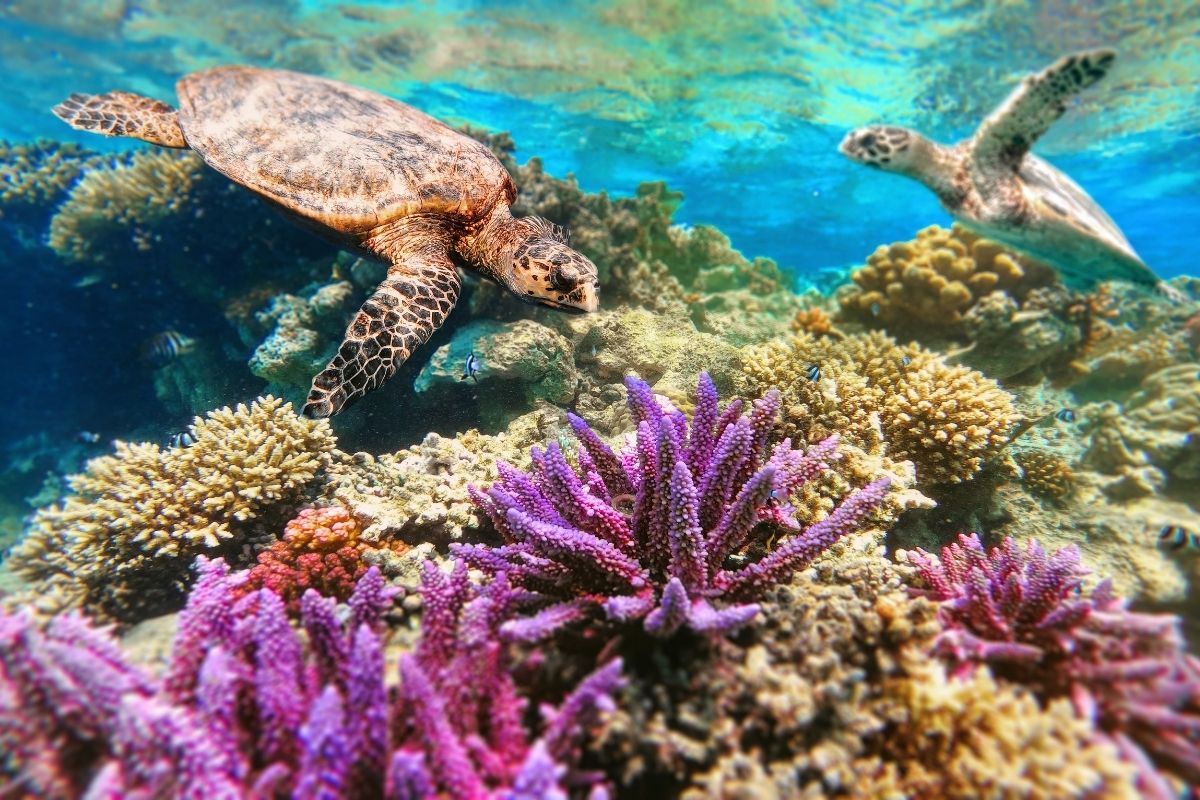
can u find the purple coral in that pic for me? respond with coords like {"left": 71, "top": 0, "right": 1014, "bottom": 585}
{"left": 462, "top": 372, "right": 890, "bottom": 639}
{"left": 910, "top": 533, "right": 1200, "bottom": 797}
{"left": 1, "top": 557, "right": 621, "bottom": 799}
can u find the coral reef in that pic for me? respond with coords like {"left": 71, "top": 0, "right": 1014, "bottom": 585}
{"left": 838, "top": 223, "right": 1057, "bottom": 337}
{"left": 0, "top": 139, "right": 99, "bottom": 228}
{"left": 6, "top": 396, "right": 335, "bottom": 621}
{"left": 740, "top": 331, "right": 1020, "bottom": 486}
{"left": 238, "top": 505, "right": 410, "bottom": 614}
{"left": 0, "top": 559, "right": 621, "bottom": 797}
{"left": 1014, "top": 449, "right": 1074, "bottom": 501}
{"left": 907, "top": 534, "right": 1200, "bottom": 796}
{"left": 462, "top": 372, "right": 890, "bottom": 639}
{"left": 862, "top": 661, "right": 1137, "bottom": 799}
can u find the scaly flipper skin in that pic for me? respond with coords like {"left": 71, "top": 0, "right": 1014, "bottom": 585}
{"left": 972, "top": 48, "right": 1115, "bottom": 171}
{"left": 52, "top": 91, "right": 188, "bottom": 149}
{"left": 303, "top": 258, "right": 461, "bottom": 418}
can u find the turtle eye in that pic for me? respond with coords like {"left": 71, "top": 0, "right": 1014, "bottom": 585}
{"left": 550, "top": 263, "right": 580, "bottom": 291}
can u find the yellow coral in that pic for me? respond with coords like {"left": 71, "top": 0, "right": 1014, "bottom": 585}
{"left": 1015, "top": 450, "right": 1074, "bottom": 500}
{"left": 0, "top": 139, "right": 100, "bottom": 214}
{"left": 741, "top": 331, "right": 1020, "bottom": 485}
{"left": 8, "top": 396, "right": 335, "bottom": 621}
{"left": 47, "top": 149, "right": 206, "bottom": 262}
{"left": 863, "top": 664, "right": 1137, "bottom": 799}
{"left": 840, "top": 223, "right": 1057, "bottom": 335}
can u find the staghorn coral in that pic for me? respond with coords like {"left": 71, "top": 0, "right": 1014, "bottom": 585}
{"left": 238, "top": 506, "right": 409, "bottom": 614}
{"left": 907, "top": 534, "right": 1200, "bottom": 796}
{"left": 741, "top": 331, "right": 1020, "bottom": 485}
{"left": 7, "top": 396, "right": 335, "bottom": 622}
{"left": 861, "top": 661, "right": 1137, "bottom": 799}
{"left": 838, "top": 223, "right": 1057, "bottom": 337}
{"left": 47, "top": 149, "right": 208, "bottom": 263}
{"left": 461, "top": 372, "right": 890, "bottom": 640}
{"left": 1015, "top": 449, "right": 1074, "bottom": 501}
{"left": 0, "top": 558, "right": 621, "bottom": 799}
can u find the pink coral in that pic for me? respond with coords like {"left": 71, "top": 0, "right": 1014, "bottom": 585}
{"left": 241, "top": 506, "right": 406, "bottom": 613}
{"left": 910, "top": 533, "right": 1200, "bottom": 797}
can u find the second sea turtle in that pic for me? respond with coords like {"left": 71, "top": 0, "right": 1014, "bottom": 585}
{"left": 53, "top": 66, "right": 600, "bottom": 417}
{"left": 838, "top": 49, "right": 1168, "bottom": 293}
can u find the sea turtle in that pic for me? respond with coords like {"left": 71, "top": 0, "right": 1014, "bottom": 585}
{"left": 839, "top": 48, "right": 1168, "bottom": 292}
{"left": 52, "top": 66, "right": 600, "bottom": 418}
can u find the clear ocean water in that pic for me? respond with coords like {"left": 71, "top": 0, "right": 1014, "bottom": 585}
{"left": 1, "top": 2, "right": 1199, "bottom": 797}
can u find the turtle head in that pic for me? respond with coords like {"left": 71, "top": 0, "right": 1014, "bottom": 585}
{"left": 503, "top": 218, "right": 600, "bottom": 314}
{"left": 839, "top": 126, "right": 920, "bottom": 172}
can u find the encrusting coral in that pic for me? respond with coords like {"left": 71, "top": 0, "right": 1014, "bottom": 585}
{"left": 6, "top": 396, "right": 335, "bottom": 621}
{"left": 838, "top": 223, "right": 1057, "bottom": 336}
{"left": 861, "top": 661, "right": 1138, "bottom": 799}
{"left": 0, "top": 558, "right": 623, "bottom": 798}
{"left": 237, "top": 505, "right": 409, "bottom": 614}
{"left": 462, "top": 372, "right": 890, "bottom": 640}
{"left": 740, "top": 331, "right": 1020, "bottom": 486}
{"left": 1014, "top": 449, "right": 1074, "bottom": 501}
{"left": 907, "top": 533, "right": 1200, "bottom": 797}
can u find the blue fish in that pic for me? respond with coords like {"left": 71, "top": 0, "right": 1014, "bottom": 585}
{"left": 75, "top": 431, "right": 101, "bottom": 444}
{"left": 461, "top": 352, "right": 480, "bottom": 383}
{"left": 1158, "top": 525, "right": 1199, "bottom": 551}
{"left": 869, "top": 302, "right": 882, "bottom": 317}
{"left": 1054, "top": 408, "right": 1076, "bottom": 423}
{"left": 805, "top": 363, "right": 821, "bottom": 382}
{"left": 167, "top": 430, "right": 197, "bottom": 449}
{"left": 900, "top": 355, "right": 912, "bottom": 367}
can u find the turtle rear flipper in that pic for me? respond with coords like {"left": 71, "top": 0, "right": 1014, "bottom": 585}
{"left": 972, "top": 48, "right": 1115, "bottom": 171}
{"left": 53, "top": 91, "right": 188, "bottom": 149}
{"left": 303, "top": 259, "right": 461, "bottom": 418}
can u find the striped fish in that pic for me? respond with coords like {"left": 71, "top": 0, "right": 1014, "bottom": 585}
{"left": 805, "top": 363, "right": 821, "bottom": 382}
{"left": 167, "top": 430, "right": 198, "bottom": 449}
{"left": 1158, "top": 525, "right": 1199, "bottom": 551}
{"left": 141, "top": 330, "right": 196, "bottom": 365}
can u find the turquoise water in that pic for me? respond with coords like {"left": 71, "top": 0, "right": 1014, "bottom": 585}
{"left": 2, "top": 3, "right": 1200, "bottom": 797}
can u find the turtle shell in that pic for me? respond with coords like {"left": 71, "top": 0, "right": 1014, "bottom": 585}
{"left": 175, "top": 66, "right": 515, "bottom": 235}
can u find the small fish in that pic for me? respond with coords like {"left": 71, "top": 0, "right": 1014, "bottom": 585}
{"left": 75, "top": 431, "right": 101, "bottom": 444}
{"left": 869, "top": 302, "right": 882, "bottom": 317}
{"left": 1054, "top": 408, "right": 1076, "bottom": 423}
{"left": 900, "top": 355, "right": 912, "bottom": 367}
{"left": 167, "top": 430, "right": 197, "bottom": 449}
{"left": 1158, "top": 525, "right": 1200, "bottom": 551}
{"left": 805, "top": 363, "right": 821, "bottom": 382}
{"left": 141, "top": 330, "right": 196, "bottom": 365}
{"left": 461, "top": 352, "right": 480, "bottom": 383}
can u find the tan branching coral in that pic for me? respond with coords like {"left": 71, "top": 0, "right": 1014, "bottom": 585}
{"left": 0, "top": 139, "right": 100, "bottom": 218}
{"left": 861, "top": 663, "right": 1137, "bottom": 799}
{"left": 47, "top": 149, "right": 207, "bottom": 263}
{"left": 839, "top": 223, "right": 1057, "bottom": 336}
{"left": 7, "top": 396, "right": 335, "bottom": 621}
{"left": 788, "top": 306, "right": 841, "bottom": 338}
{"left": 1015, "top": 450, "right": 1074, "bottom": 501}
{"left": 741, "top": 331, "right": 1020, "bottom": 485}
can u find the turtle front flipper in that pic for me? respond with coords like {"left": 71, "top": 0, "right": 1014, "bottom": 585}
{"left": 53, "top": 91, "right": 188, "bottom": 149}
{"left": 971, "top": 49, "right": 1115, "bottom": 171}
{"left": 303, "top": 260, "right": 461, "bottom": 418}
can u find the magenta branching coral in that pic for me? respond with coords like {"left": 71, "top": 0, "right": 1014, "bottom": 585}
{"left": 0, "top": 558, "right": 621, "bottom": 798}
{"left": 462, "top": 372, "right": 890, "bottom": 640}
{"left": 910, "top": 533, "right": 1200, "bottom": 797}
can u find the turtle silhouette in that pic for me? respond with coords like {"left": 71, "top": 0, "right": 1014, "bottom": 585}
{"left": 54, "top": 66, "right": 600, "bottom": 417}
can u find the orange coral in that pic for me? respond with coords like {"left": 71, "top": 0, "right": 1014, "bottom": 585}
{"left": 789, "top": 307, "right": 841, "bottom": 338}
{"left": 239, "top": 506, "right": 406, "bottom": 612}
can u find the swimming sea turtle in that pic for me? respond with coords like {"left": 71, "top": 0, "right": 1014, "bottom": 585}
{"left": 839, "top": 49, "right": 1167, "bottom": 292}
{"left": 53, "top": 67, "right": 600, "bottom": 418}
